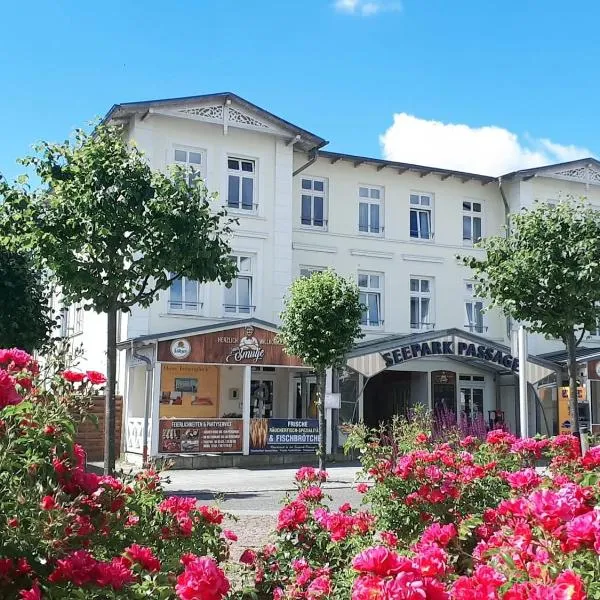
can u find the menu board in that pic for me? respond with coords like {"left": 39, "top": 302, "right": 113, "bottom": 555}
{"left": 160, "top": 419, "right": 242, "bottom": 453}
{"left": 249, "top": 418, "right": 319, "bottom": 454}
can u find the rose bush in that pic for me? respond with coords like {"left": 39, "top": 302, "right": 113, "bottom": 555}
{"left": 0, "top": 348, "right": 233, "bottom": 599}
{"left": 236, "top": 424, "right": 600, "bottom": 599}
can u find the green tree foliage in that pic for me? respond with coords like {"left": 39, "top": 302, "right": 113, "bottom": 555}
{"left": 0, "top": 125, "right": 237, "bottom": 472}
{"left": 464, "top": 198, "right": 600, "bottom": 436}
{"left": 279, "top": 269, "right": 363, "bottom": 469}
{"left": 0, "top": 248, "right": 54, "bottom": 352}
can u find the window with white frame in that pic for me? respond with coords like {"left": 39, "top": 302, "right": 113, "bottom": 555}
{"left": 410, "top": 277, "right": 434, "bottom": 330}
{"left": 224, "top": 255, "right": 254, "bottom": 314}
{"left": 60, "top": 304, "right": 84, "bottom": 337}
{"left": 462, "top": 200, "right": 483, "bottom": 245}
{"left": 299, "top": 266, "right": 325, "bottom": 278}
{"left": 301, "top": 177, "right": 327, "bottom": 228}
{"left": 168, "top": 274, "right": 202, "bottom": 313}
{"left": 358, "top": 272, "right": 383, "bottom": 327}
{"left": 589, "top": 303, "right": 600, "bottom": 337}
{"left": 174, "top": 147, "right": 205, "bottom": 186}
{"left": 410, "top": 193, "right": 433, "bottom": 239}
{"left": 358, "top": 185, "right": 384, "bottom": 234}
{"left": 464, "top": 281, "right": 485, "bottom": 333}
{"left": 227, "top": 158, "right": 256, "bottom": 211}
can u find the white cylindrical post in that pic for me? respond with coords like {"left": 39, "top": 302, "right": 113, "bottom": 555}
{"left": 242, "top": 365, "right": 252, "bottom": 455}
{"left": 518, "top": 325, "right": 529, "bottom": 438}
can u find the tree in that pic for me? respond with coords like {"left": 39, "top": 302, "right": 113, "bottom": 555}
{"left": 0, "top": 247, "right": 54, "bottom": 352}
{"left": 279, "top": 270, "right": 363, "bottom": 470}
{"left": 463, "top": 198, "right": 600, "bottom": 438}
{"left": 0, "top": 125, "right": 237, "bottom": 473}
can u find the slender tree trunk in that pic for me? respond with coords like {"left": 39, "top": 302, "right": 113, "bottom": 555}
{"left": 565, "top": 331, "right": 581, "bottom": 439}
{"left": 104, "top": 308, "right": 118, "bottom": 475}
{"left": 316, "top": 369, "right": 327, "bottom": 471}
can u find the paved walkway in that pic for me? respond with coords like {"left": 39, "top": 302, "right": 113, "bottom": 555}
{"left": 162, "top": 463, "right": 365, "bottom": 514}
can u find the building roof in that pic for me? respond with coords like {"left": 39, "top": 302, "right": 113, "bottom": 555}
{"left": 501, "top": 157, "right": 600, "bottom": 181}
{"left": 104, "top": 92, "right": 326, "bottom": 153}
{"left": 116, "top": 317, "right": 281, "bottom": 349}
{"left": 539, "top": 345, "right": 600, "bottom": 364}
{"left": 318, "top": 150, "right": 497, "bottom": 185}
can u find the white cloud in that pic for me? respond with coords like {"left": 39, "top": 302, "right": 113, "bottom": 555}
{"left": 334, "top": 0, "right": 401, "bottom": 16}
{"left": 379, "top": 113, "right": 594, "bottom": 176}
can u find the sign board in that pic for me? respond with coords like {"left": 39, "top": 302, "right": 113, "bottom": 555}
{"left": 381, "top": 338, "right": 519, "bottom": 373}
{"left": 558, "top": 387, "right": 586, "bottom": 434}
{"left": 159, "top": 418, "right": 242, "bottom": 453}
{"left": 249, "top": 418, "right": 319, "bottom": 454}
{"left": 324, "top": 392, "right": 341, "bottom": 409}
{"left": 157, "top": 325, "right": 303, "bottom": 367}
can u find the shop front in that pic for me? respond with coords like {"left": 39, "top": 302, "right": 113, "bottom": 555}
{"left": 122, "top": 320, "right": 318, "bottom": 462}
{"left": 343, "top": 328, "right": 561, "bottom": 437}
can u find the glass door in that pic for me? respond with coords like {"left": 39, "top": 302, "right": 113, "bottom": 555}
{"left": 293, "top": 374, "right": 317, "bottom": 419}
{"left": 460, "top": 386, "right": 484, "bottom": 423}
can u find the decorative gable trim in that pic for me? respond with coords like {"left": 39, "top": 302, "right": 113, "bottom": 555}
{"left": 545, "top": 164, "right": 600, "bottom": 186}
{"left": 151, "top": 101, "right": 285, "bottom": 137}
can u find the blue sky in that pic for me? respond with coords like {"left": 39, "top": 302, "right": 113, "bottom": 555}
{"left": 1, "top": 0, "right": 598, "bottom": 180}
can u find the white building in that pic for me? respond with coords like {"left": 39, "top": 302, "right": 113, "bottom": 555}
{"left": 61, "top": 92, "right": 600, "bottom": 465}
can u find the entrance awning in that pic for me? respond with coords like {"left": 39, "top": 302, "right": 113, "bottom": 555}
{"left": 346, "top": 328, "right": 560, "bottom": 383}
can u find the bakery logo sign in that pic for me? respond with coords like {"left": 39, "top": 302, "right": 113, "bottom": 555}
{"left": 170, "top": 338, "right": 191, "bottom": 360}
{"left": 225, "top": 326, "right": 265, "bottom": 363}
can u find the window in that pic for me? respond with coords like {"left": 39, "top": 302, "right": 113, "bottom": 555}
{"left": 169, "top": 274, "right": 201, "bottom": 313}
{"left": 60, "top": 304, "right": 84, "bottom": 337}
{"left": 228, "top": 158, "right": 256, "bottom": 211}
{"left": 358, "top": 272, "right": 383, "bottom": 327}
{"left": 174, "top": 147, "right": 204, "bottom": 186}
{"left": 464, "top": 281, "right": 485, "bottom": 333}
{"left": 224, "top": 255, "right": 254, "bottom": 314}
{"left": 358, "top": 186, "right": 383, "bottom": 234}
{"left": 589, "top": 303, "right": 600, "bottom": 338}
{"left": 410, "top": 277, "right": 434, "bottom": 330}
{"left": 299, "top": 266, "right": 325, "bottom": 278}
{"left": 410, "top": 193, "right": 433, "bottom": 239}
{"left": 459, "top": 375, "right": 485, "bottom": 424}
{"left": 462, "top": 200, "right": 482, "bottom": 244}
{"left": 301, "top": 177, "right": 327, "bottom": 228}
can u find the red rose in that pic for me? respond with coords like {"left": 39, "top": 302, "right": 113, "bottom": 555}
{"left": 123, "top": 544, "right": 161, "bottom": 573}
{"left": 0, "top": 369, "right": 20, "bottom": 409}
{"left": 86, "top": 370, "right": 107, "bottom": 385}
{"left": 62, "top": 369, "right": 85, "bottom": 383}
{"left": 44, "top": 425, "right": 56, "bottom": 436}
{"left": 176, "top": 556, "right": 230, "bottom": 600}
{"left": 239, "top": 549, "right": 256, "bottom": 566}
{"left": 7, "top": 518, "right": 19, "bottom": 528}
{"left": 223, "top": 530, "right": 238, "bottom": 542}
{"left": 18, "top": 583, "right": 41, "bottom": 600}
{"left": 40, "top": 495, "right": 57, "bottom": 510}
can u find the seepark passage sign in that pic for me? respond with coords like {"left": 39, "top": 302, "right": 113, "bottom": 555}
{"left": 380, "top": 339, "right": 519, "bottom": 373}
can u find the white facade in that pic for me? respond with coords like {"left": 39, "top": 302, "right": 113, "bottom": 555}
{"left": 60, "top": 92, "right": 600, "bottom": 457}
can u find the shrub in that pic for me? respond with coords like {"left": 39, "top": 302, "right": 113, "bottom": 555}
{"left": 0, "top": 348, "right": 232, "bottom": 599}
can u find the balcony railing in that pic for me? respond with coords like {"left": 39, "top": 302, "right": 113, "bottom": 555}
{"left": 223, "top": 304, "right": 256, "bottom": 314}
{"left": 126, "top": 417, "right": 151, "bottom": 454}
{"left": 410, "top": 322, "right": 435, "bottom": 331}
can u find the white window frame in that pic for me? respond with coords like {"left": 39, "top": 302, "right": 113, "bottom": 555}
{"left": 358, "top": 271, "right": 384, "bottom": 328}
{"left": 409, "top": 192, "right": 434, "bottom": 240}
{"left": 358, "top": 185, "right": 384, "bottom": 236}
{"left": 410, "top": 277, "right": 434, "bottom": 331}
{"left": 589, "top": 302, "right": 600, "bottom": 338}
{"left": 227, "top": 156, "right": 257, "bottom": 213}
{"left": 299, "top": 266, "right": 325, "bottom": 278}
{"left": 168, "top": 274, "right": 203, "bottom": 315}
{"left": 300, "top": 176, "right": 328, "bottom": 230}
{"left": 60, "top": 303, "right": 84, "bottom": 337}
{"left": 462, "top": 199, "right": 483, "bottom": 246}
{"left": 464, "top": 280, "right": 486, "bottom": 334}
{"left": 173, "top": 145, "right": 206, "bottom": 186}
{"left": 224, "top": 254, "right": 255, "bottom": 315}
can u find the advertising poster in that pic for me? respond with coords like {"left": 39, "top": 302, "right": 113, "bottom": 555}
{"left": 558, "top": 386, "right": 586, "bottom": 434}
{"left": 249, "top": 418, "right": 319, "bottom": 454}
{"left": 159, "top": 419, "right": 243, "bottom": 453}
{"left": 160, "top": 363, "right": 219, "bottom": 419}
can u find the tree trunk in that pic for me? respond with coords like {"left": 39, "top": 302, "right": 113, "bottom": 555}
{"left": 104, "top": 308, "right": 118, "bottom": 475}
{"left": 565, "top": 331, "right": 581, "bottom": 439}
{"left": 315, "top": 370, "right": 327, "bottom": 471}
